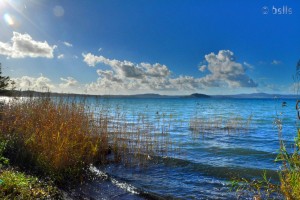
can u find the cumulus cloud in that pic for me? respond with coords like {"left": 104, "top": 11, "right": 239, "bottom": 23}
{"left": 63, "top": 41, "right": 73, "bottom": 47}
{"left": 82, "top": 50, "right": 257, "bottom": 94}
{"left": 198, "top": 50, "right": 257, "bottom": 88}
{"left": 0, "top": 32, "right": 56, "bottom": 58}
{"left": 82, "top": 53, "right": 171, "bottom": 79}
{"left": 83, "top": 53, "right": 204, "bottom": 94}
{"left": 59, "top": 77, "right": 78, "bottom": 88}
{"left": 13, "top": 75, "right": 55, "bottom": 91}
{"left": 57, "top": 54, "right": 64, "bottom": 59}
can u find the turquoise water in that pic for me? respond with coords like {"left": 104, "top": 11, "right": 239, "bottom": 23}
{"left": 75, "top": 97, "right": 297, "bottom": 199}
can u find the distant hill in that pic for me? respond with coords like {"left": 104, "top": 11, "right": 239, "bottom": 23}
{"left": 213, "top": 93, "right": 298, "bottom": 99}
{"left": 183, "top": 93, "right": 210, "bottom": 98}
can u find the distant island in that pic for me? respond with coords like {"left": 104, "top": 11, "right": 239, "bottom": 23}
{"left": 1, "top": 90, "right": 298, "bottom": 99}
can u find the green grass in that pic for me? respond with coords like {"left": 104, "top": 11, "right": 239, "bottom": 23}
{"left": 0, "top": 169, "right": 61, "bottom": 199}
{"left": 0, "top": 129, "right": 61, "bottom": 199}
{"left": 276, "top": 128, "right": 300, "bottom": 199}
{"left": 230, "top": 170, "right": 280, "bottom": 199}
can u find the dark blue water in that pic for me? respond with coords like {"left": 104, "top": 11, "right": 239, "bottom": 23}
{"left": 71, "top": 97, "right": 297, "bottom": 199}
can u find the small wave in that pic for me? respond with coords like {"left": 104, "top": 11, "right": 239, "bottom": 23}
{"left": 89, "top": 165, "right": 109, "bottom": 180}
{"left": 147, "top": 155, "right": 279, "bottom": 182}
{"left": 89, "top": 165, "right": 140, "bottom": 195}
{"left": 111, "top": 178, "right": 139, "bottom": 195}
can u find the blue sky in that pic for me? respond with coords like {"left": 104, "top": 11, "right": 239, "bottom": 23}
{"left": 0, "top": 0, "right": 299, "bottom": 95}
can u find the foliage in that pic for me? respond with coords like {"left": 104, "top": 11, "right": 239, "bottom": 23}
{"left": 274, "top": 59, "right": 300, "bottom": 199}
{"left": 0, "top": 140, "right": 9, "bottom": 168}
{"left": 0, "top": 63, "right": 14, "bottom": 95}
{"left": 0, "top": 169, "right": 61, "bottom": 199}
{"left": 276, "top": 127, "right": 300, "bottom": 199}
{"left": 230, "top": 171, "right": 280, "bottom": 199}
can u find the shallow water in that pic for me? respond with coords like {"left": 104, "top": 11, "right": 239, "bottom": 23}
{"left": 78, "top": 97, "right": 296, "bottom": 199}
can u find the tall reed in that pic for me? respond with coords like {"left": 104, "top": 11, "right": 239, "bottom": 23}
{"left": 0, "top": 96, "right": 106, "bottom": 183}
{"left": 0, "top": 95, "right": 176, "bottom": 183}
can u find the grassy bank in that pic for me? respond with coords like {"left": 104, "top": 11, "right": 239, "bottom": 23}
{"left": 0, "top": 168, "right": 61, "bottom": 199}
{"left": 0, "top": 133, "right": 61, "bottom": 199}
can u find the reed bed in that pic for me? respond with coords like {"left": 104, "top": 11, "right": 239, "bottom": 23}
{"left": 0, "top": 96, "right": 105, "bottom": 183}
{"left": 99, "top": 104, "right": 176, "bottom": 166}
{"left": 0, "top": 95, "right": 176, "bottom": 184}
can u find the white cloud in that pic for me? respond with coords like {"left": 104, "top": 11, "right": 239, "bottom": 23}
{"left": 82, "top": 53, "right": 171, "bottom": 78}
{"left": 12, "top": 75, "right": 81, "bottom": 93}
{"left": 57, "top": 54, "right": 64, "bottom": 59}
{"left": 59, "top": 77, "right": 78, "bottom": 88}
{"left": 199, "top": 65, "right": 207, "bottom": 72}
{"left": 13, "top": 75, "right": 55, "bottom": 91}
{"left": 198, "top": 50, "right": 257, "bottom": 88}
{"left": 63, "top": 41, "right": 73, "bottom": 47}
{"left": 271, "top": 60, "right": 281, "bottom": 65}
{"left": 82, "top": 53, "right": 107, "bottom": 67}
{"left": 82, "top": 50, "right": 257, "bottom": 94}
{"left": 83, "top": 53, "right": 203, "bottom": 94}
{"left": 0, "top": 32, "right": 56, "bottom": 58}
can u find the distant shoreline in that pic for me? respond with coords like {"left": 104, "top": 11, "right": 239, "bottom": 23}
{"left": 1, "top": 90, "right": 298, "bottom": 99}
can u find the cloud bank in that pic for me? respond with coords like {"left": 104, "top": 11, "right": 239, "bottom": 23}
{"left": 82, "top": 50, "right": 257, "bottom": 94}
{"left": 59, "top": 77, "right": 78, "bottom": 88}
{"left": 13, "top": 76, "right": 78, "bottom": 92}
{"left": 13, "top": 76, "right": 55, "bottom": 91}
{"left": 10, "top": 50, "right": 257, "bottom": 95}
{"left": 82, "top": 53, "right": 203, "bottom": 93}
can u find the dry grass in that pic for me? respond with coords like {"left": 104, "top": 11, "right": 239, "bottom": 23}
{"left": 0, "top": 95, "right": 176, "bottom": 183}
{"left": 0, "top": 96, "right": 106, "bottom": 183}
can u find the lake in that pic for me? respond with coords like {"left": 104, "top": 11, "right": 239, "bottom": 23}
{"left": 66, "top": 97, "right": 296, "bottom": 199}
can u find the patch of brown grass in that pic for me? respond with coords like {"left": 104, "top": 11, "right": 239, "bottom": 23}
{"left": 0, "top": 97, "right": 107, "bottom": 183}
